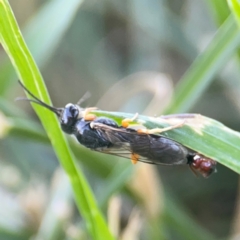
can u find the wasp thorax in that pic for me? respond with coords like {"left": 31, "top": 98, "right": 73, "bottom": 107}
{"left": 60, "top": 103, "right": 79, "bottom": 134}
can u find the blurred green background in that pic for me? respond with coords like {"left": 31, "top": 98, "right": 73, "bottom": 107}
{"left": 0, "top": 0, "right": 240, "bottom": 239}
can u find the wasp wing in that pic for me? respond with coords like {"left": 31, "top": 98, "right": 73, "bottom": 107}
{"left": 91, "top": 122, "right": 189, "bottom": 165}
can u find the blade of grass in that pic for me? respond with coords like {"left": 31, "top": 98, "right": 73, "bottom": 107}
{"left": 165, "top": 15, "right": 240, "bottom": 114}
{"left": 228, "top": 0, "right": 240, "bottom": 27}
{"left": 0, "top": 1, "right": 114, "bottom": 239}
{"left": 206, "top": 0, "right": 230, "bottom": 25}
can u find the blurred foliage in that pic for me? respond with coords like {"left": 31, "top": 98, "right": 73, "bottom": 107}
{"left": 0, "top": 0, "right": 240, "bottom": 239}
{"left": 228, "top": 0, "right": 240, "bottom": 28}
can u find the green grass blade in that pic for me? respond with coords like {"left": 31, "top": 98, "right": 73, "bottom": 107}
{"left": 0, "top": 1, "right": 114, "bottom": 239}
{"left": 165, "top": 15, "right": 240, "bottom": 114}
{"left": 206, "top": 0, "right": 230, "bottom": 25}
{"left": 228, "top": 0, "right": 240, "bottom": 27}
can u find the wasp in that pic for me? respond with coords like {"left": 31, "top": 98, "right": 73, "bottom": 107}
{"left": 18, "top": 81, "right": 217, "bottom": 178}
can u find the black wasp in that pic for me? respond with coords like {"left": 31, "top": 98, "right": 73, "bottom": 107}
{"left": 18, "top": 81, "right": 217, "bottom": 178}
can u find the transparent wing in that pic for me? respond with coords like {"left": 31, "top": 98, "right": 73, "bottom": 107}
{"left": 91, "top": 122, "right": 189, "bottom": 165}
{"left": 94, "top": 141, "right": 160, "bottom": 165}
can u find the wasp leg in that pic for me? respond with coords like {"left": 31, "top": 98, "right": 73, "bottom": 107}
{"left": 189, "top": 164, "right": 199, "bottom": 177}
{"left": 137, "top": 121, "right": 185, "bottom": 134}
{"left": 131, "top": 153, "right": 139, "bottom": 164}
{"left": 82, "top": 107, "right": 98, "bottom": 121}
{"left": 121, "top": 113, "right": 139, "bottom": 128}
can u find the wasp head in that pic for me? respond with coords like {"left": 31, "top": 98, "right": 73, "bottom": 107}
{"left": 60, "top": 103, "right": 80, "bottom": 134}
{"left": 18, "top": 81, "right": 82, "bottom": 134}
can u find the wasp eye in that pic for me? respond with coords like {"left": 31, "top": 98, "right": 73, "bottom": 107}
{"left": 69, "top": 105, "right": 78, "bottom": 118}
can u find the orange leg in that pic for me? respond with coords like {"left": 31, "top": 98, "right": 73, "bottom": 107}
{"left": 82, "top": 107, "right": 97, "bottom": 121}
{"left": 131, "top": 153, "right": 139, "bottom": 164}
{"left": 121, "top": 113, "right": 139, "bottom": 128}
{"left": 137, "top": 121, "right": 185, "bottom": 134}
{"left": 84, "top": 114, "right": 96, "bottom": 121}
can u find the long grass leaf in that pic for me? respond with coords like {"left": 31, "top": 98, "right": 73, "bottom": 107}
{"left": 165, "top": 16, "right": 240, "bottom": 114}
{"left": 0, "top": 1, "right": 114, "bottom": 239}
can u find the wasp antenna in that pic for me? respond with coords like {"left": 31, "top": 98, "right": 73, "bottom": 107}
{"left": 77, "top": 91, "right": 91, "bottom": 106}
{"left": 18, "top": 80, "right": 44, "bottom": 103}
{"left": 18, "top": 80, "right": 62, "bottom": 116}
{"left": 16, "top": 97, "right": 50, "bottom": 107}
{"left": 15, "top": 97, "right": 29, "bottom": 102}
